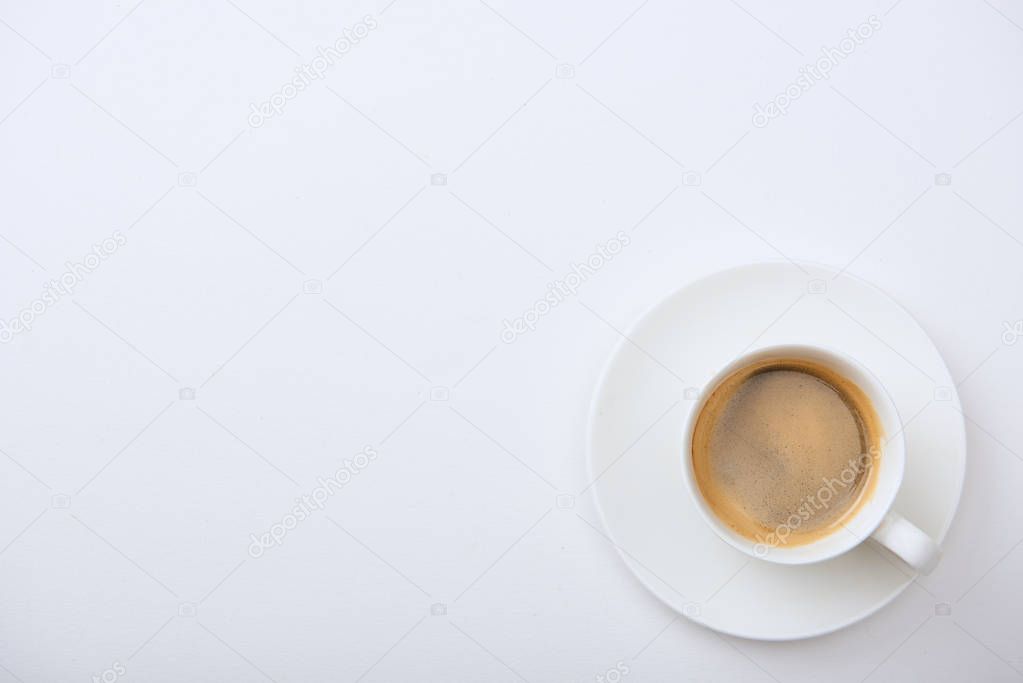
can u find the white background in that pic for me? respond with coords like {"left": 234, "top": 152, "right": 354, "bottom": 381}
{"left": 1, "top": 0, "right": 1022, "bottom": 681}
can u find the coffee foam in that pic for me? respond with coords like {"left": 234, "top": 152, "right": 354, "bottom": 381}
{"left": 691, "top": 358, "right": 882, "bottom": 546}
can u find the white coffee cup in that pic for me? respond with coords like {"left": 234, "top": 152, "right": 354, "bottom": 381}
{"left": 680, "top": 344, "right": 940, "bottom": 573}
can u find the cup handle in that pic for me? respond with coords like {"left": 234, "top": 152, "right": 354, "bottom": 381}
{"left": 870, "top": 512, "right": 941, "bottom": 574}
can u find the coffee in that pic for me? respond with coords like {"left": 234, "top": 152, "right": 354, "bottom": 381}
{"left": 691, "top": 358, "right": 882, "bottom": 547}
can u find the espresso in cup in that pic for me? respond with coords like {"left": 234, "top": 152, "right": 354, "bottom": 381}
{"left": 691, "top": 358, "right": 883, "bottom": 547}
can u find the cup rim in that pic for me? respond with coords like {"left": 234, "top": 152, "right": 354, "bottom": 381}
{"left": 681, "top": 343, "right": 906, "bottom": 565}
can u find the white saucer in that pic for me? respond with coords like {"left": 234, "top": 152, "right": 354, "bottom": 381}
{"left": 586, "top": 262, "right": 966, "bottom": 641}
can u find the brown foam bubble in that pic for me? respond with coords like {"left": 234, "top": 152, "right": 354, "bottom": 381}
{"left": 691, "top": 358, "right": 882, "bottom": 546}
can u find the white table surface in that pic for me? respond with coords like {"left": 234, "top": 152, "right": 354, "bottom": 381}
{"left": 1, "top": 1, "right": 1021, "bottom": 681}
